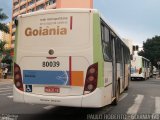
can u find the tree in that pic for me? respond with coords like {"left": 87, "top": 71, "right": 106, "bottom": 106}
{"left": 1, "top": 48, "right": 12, "bottom": 71}
{"left": 0, "top": 8, "right": 9, "bottom": 33}
{"left": 0, "top": 8, "right": 10, "bottom": 60}
{"left": 0, "top": 40, "right": 7, "bottom": 56}
{"left": 0, "top": 40, "right": 12, "bottom": 71}
{"left": 138, "top": 35, "right": 160, "bottom": 67}
{"left": 0, "top": 9, "right": 11, "bottom": 68}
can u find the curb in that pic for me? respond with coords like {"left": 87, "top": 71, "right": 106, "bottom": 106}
{"left": 156, "top": 76, "right": 160, "bottom": 79}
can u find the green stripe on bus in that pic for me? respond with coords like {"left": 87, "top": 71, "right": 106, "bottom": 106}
{"left": 93, "top": 13, "right": 104, "bottom": 87}
{"left": 14, "top": 25, "right": 18, "bottom": 62}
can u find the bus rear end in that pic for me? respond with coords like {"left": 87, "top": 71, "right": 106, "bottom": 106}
{"left": 13, "top": 9, "right": 101, "bottom": 107}
{"left": 131, "top": 56, "right": 144, "bottom": 80}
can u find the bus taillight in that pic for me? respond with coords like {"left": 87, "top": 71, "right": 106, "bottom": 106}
{"left": 139, "top": 68, "right": 142, "bottom": 74}
{"left": 14, "top": 63, "right": 24, "bottom": 91}
{"left": 84, "top": 63, "right": 98, "bottom": 94}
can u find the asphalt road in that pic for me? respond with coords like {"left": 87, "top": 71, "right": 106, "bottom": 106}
{"left": 0, "top": 78, "right": 160, "bottom": 120}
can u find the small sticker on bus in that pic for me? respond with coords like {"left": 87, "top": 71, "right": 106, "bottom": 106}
{"left": 26, "top": 85, "right": 32, "bottom": 92}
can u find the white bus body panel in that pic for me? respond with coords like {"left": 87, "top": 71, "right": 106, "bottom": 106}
{"left": 14, "top": 9, "right": 96, "bottom": 105}
{"left": 14, "top": 86, "right": 111, "bottom": 108}
{"left": 131, "top": 55, "right": 150, "bottom": 79}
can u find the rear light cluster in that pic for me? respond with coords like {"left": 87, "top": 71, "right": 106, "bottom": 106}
{"left": 14, "top": 63, "right": 24, "bottom": 91}
{"left": 84, "top": 63, "right": 98, "bottom": 94}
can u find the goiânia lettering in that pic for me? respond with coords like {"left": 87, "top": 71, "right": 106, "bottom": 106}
{"left": 25, "top": 26, "right": 67, "bottom": 36}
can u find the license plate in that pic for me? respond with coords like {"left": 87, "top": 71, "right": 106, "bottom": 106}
{"left": 45, "top": 86, "right": 60, "bottom": 93}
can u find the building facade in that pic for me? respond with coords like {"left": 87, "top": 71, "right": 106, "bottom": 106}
{"left": 56, "top": 0, "right": 93, "bottom": 8}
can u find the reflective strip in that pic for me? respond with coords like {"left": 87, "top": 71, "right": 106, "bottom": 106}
{"left": 70, "top": 16, "right": 73, "bottom": 30}
{"left": 69, "top": 56, "right": 72, "bottom": 85}
{"left": 71, "top": 71, "right": 84, "bottom": 86}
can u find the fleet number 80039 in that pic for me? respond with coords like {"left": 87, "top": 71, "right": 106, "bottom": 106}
{"left": 42, "top": 61, "right": 60, "bottom": 67}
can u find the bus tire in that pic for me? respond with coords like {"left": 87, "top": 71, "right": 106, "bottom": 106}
{"left": 145, "top": 73, "right": 147, "bottom": 80}
{"left": 125, "top": 86, "right": 129, "bottom": 91}
{"left": 112, "top": 82, "right": 120, "bottom": 105}
{"left": 125, "top": 75, "right": 130, "bottom": 91}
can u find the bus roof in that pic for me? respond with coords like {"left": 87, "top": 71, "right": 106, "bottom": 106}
{"left": 18, "top": 8, "right": 99, "bottom": 18}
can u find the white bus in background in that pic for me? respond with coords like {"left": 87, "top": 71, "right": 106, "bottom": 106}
{"left": 131, "top": 55, "right": 151, "bottom": 80}
{"left": 153, "top": 66, "right": 157, "bottom": 76}
{"left": 13, "top": 9, "right": 130, "bottom": 108}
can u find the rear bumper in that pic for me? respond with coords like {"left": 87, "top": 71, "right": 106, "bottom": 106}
{"left": 131, "top": 73, "right": 144, "bottom": 78}
{"left": 13, "top": 85, "right": 104, "bottom": 108}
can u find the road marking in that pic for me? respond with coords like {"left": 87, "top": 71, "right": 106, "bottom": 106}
{"left": 0, "top": 82, "right": 13, "bottom": 86}
{"left": 7, "top": 95, "right": 13, "bottom": 98}
{"left": 0, "top": 89, "right": 12, "bottom": 93}
{"left": 155, "top": 97, "right": 160, "bottom": 113}
{"left": 43, "top": 105, "right": 55, "bottom": 110}
{"left": 0, "top": 93, "right": 12, "bottom": 96}
{"left": 127, "top": 94, "right": 144, "bottom": 114}
{"left": 119, "top": 93, "right": 128, "bottom": 102}
{"left": 0, "top": 80, "right": 12, "bottom": 82}
{"left": 0, "top": 87, "right": 13, "bottom": 90}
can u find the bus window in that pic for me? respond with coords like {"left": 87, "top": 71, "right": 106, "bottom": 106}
{"left": 101, "top": 23, "right": 112, "bottom": 61}
{"left": 115, "top": 38, "right": 121, "bottom": 63}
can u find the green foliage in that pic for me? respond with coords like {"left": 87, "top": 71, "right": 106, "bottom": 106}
{"left": 0, "top": 9, "right": 11, "bottom": 65}
{"left": 1, "top": 54, "right": 12, "bottom": 64}
{"left": 0, "top": 23, "right": 9, "bottom": 33}
{"left": 0, "top": 8, "right": 9, "bottom": 33}
{"left": 138, "top": 35, "right": 160, "bottom": 67}
{"left": 0, "top": 40, "right": 7, "bottom": 55}
{"left": 0, "top": 40, "right": 12, "bottom": 65}
{"left": 0, "top": 9, "right": 8, "bottom": 20}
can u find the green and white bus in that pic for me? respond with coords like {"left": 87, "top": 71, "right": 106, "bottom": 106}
{"left": 131, "top": 55, "right": 151, "bottom": 80}
{"left": 13, "top": 9, "right": 130, "bottom": 108}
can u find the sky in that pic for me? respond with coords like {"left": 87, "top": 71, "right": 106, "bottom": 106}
{"left": 0, "top": 0, "right": 160, "bottom": 47}
{"left": 0, "top": 0, "right": 12, "bottom": 23}
{"left": 94, "top": 0, "right": 160, "bottom": 46}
